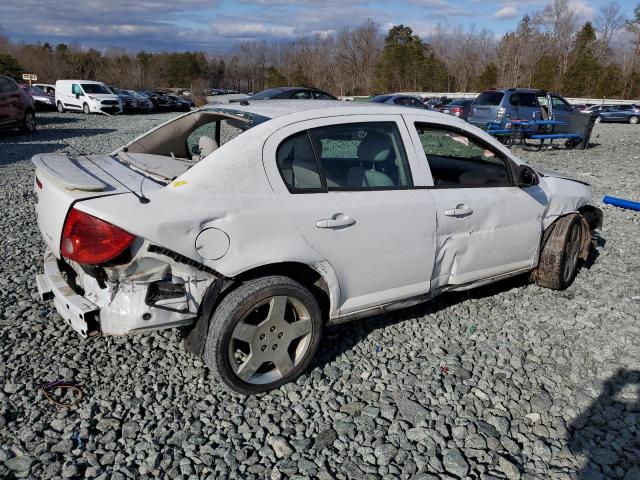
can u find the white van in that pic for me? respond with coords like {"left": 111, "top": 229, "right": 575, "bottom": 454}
{"left": 55, "top": 80, "right": 122, "bottom": 114}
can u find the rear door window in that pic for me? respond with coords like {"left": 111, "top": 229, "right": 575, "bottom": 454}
{"left": 474, "top": 92, "right": 504, "bottom": 106}
{"left": 415, "top": 124, "right": 512, "bottom": 187}
{"left": 276, "top": 132, "right": 323, "bottom": 191}
{"left": 519, "top": 93, "right": 538, "bottom": 107}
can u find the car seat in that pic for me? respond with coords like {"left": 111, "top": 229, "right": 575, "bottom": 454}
{"left": 347, "top": 132, "right": 396, "bottom": 187}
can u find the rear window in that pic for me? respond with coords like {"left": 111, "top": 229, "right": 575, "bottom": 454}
{"left": 474, "top": 92, "right": 504, "bottom": 106}
{"left": 370, "top": 95, "right": 393, "bottom": 103}
{"left": 251, "top": 89, "right": 283, "bottom": 100}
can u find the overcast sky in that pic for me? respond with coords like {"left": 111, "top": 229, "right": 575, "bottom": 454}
{"left": 0, "top": 0, "right": 635, "bottom": 52}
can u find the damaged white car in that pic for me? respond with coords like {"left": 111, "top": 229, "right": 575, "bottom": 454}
{"left": 33, "top": 101, "right": 603, "bottom": 394}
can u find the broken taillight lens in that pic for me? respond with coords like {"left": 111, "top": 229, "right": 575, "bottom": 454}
{"left": 61, "top": 208, "right": 135, "bottom": 265}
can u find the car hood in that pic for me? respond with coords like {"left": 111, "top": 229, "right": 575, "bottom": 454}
{"left": 534, "top": 166, "right": 590, "bottom": 186}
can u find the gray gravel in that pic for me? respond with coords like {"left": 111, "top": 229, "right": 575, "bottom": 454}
{"left": 1, "top": 112, "right": 639, "bottom": 479}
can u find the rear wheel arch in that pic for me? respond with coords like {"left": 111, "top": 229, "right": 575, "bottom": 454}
{"left": 183, "top": 261, "right": 337, "bottom": 356}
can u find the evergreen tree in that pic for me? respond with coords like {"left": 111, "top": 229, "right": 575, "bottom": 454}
{"left": 0, "top": 53, "right": 23, "bottom": 78}
{"left": 476, "top": 63, "right": 498, "bottom": 91}
{"left": 562, "top": 22, "right": 601, "bottom": 97}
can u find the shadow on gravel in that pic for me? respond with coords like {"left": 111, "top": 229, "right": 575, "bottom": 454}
{"left": 0, "top": 128, "right": 116, "bottom": 165}
{"left": 36, "top": 115, "right": 80, "bottom": 126}
{"left": 568, "top": 368, "right": 640, "bottom": 479}
{"left": 315, "top": 273, "right": 531, "bottom": 369}
{"left": 316, "top": 232, "right": 606, "bottom": 371}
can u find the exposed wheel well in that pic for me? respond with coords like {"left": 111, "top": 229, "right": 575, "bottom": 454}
{"left": 183, "top": 262, "right": 332, "bottom": 356}
{"left": 230, "top": 262, "right": 330, "bottom": 320}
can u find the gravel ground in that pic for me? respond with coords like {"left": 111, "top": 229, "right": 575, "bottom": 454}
{"left": 1, "top": 112, "right": 639, "bottom": 480}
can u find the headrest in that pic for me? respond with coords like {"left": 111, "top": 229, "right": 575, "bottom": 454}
{"left": 199, "top": 136, "right": 218, "bottom": 157}
{"left": 356, "top": 132, "right": 393, "bottom": 163}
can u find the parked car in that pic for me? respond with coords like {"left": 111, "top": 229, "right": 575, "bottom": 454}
{"left": 425, "top": 97, "right": 451, "bottom": 110}
{"left": 123, "top": 90, "right": 153, "bottom": 111}
{"left": 584, "top": 104, "right": 640, "bottom": 124}
{"left": 167, "top": 94, "right": 193, "bottom": 111}
{"left": 19, "top": 84, "right": 56, "bottom": 110}
{"left": 231, "top": 87, "right": 337, "bottom": 102}
{"left": 107, "top": 86, "right": 137, "bottom": 113}
{"left": 33, "top": 83, "right": 56, "bottom": 95}
{"left": 32, "top": 101, "right": 602, "bottom": 394}
{"left": 55, "top": 80, "right": 122, "bottom": 114}
{"left": 139, "top": 90, "right": 173, "bottom": 109}
{"left": 441, "top": 98, "right": 474, "bottom": 121}
{"left": 369, "top": 94, "right": 426, "bottom": 109}
{"left": 0, "top": 75, "right": 36, "bottom": 133}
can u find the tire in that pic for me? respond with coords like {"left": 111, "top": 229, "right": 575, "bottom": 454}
{"left": 82, "top": 103, "right": 90, "bottom": 115}
{"left": 203, "top": 276, "right": 322, "bottom": 394}
{"left": 57, "top": 101, "right": 65, "bottom": 113}
{"left": 594, "top": 116, "right": 602, "bottom": 123}
{"left": 19, "top": 110, "right": 36, "bottom": 133}
{"left": 533, "top": 215, "right": 584, "bottom": 290}
{"left": 629, "top": 116, "right": 639, "bottom": 124}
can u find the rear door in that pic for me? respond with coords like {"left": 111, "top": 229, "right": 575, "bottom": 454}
{"left": 263, "top": 115, "right": 437, "bottom": 314}
{"left": 0, "top": 77, "right": 14, "bottom": 125}
{"left": 405, "top": 117, "right": 545, "bottom": 287}
{"left": 550, "top": 95, "right": 574, "bottom": 124}
{"left": 514, "top": 92, "right": 540, "bottom": 120}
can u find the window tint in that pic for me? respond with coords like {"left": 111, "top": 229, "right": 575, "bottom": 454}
{"left": 415, "top": 124, "right": 511, "bottom": 187}
{"left": 308, "top": 122, "right": 412, "bottom": 189}
{"left": 277, "top": 132, "right": 323, "bottom": 191}
{"left": 551, "top": 96, "right": 571, "bottom": 111}
{"left": 72, "top": 84, "right": 82, "bottom": 95}
{"left": 292, "top": 91, "right": 311, "bottom": 99}
{"left": 519, "top": 93, "right": 538, "bottom": 107}
{"left": 474, "top": 91, "right": 504, "bottom": 106}
{"left": 509, "top": 94, "right": 520, "bottom": 106}
{"left": 370, "top": 95, "right": 393, "bottom": 103}
{"left": 393, "top": 97, "right": 408, "bottom": 106}
{"left": 312, "top": 91, "right": 336, "bottom": 100}
{"left": 409, "top": 98, "right": 424, "bottom": 108}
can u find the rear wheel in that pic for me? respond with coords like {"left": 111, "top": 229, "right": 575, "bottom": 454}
{"left": 533, "top": 215, "right": 584, "bottom": 290}
{"left": 57, "top": 101, "right": 65, "bottom": 113}
{"left": 629, "top": 116, "right": 639, "bottom": 124}
{"left": 82, "top": 103, "right": 90, "bottom": 115}
{"left": 20, "top": 110, "right": 36, "bottom": 133}
{"left": 204, "top": 276, "right": 322, "bottom": 394}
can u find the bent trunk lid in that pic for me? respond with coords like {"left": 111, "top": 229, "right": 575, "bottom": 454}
{"left": 32, "top": 153, "right": 154, "bottom": 257}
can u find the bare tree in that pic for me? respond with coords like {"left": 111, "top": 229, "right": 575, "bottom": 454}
{"left": 595, "top": 1, "right": 626, "bottom": 63}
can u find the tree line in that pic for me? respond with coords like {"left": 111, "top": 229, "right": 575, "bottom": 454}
{"left": 1, "top": 0, "right": 640, "bottom": 100}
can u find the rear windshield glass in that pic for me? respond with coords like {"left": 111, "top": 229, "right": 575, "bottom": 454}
{"left": 251, "top": 89, "right": 283, "bottom": 100}
{"left": 82, "top": 84, "right": 110, "bottom": 94}
{"left": 474, "top": 92, "right": 504, "bottom": 106}
{"left": 371, "top": 95, "right": 393, "bottom": 103}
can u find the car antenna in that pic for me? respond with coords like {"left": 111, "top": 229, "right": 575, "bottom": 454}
{"left": 63, "top": 141, "right": 150, "bottom": 204}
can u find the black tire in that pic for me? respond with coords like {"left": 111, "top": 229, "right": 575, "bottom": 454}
{"left": 203, "top": 276, "right": 322, "bottom": 395}
{"left": 629, "top": 116, "right": 639, "bottom": 125}
{"left": 83, "top": 103, "right": 90, "bottom": 115}
{"left": 19, "top": 110, "right": 36, "bottom": 133}
{"left": 57, "top": 101, "right": 65, "bottom": 113}
{"left": 533, "top": 215, "right": 584, "bottom": 290}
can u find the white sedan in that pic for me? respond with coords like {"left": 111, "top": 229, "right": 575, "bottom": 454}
{"left": 32, "top": 101, "right": 602, "bottom": 394}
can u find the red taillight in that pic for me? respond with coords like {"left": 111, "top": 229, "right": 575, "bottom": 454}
{"left": 451, "top": 107, "right": 462, "bottom": 113}
{"left": 60, "top": 208, "right": 135, "bottom": 265}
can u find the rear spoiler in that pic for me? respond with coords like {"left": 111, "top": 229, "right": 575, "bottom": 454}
{"left": 32, "top": 154, "right": 108, "bottom": 191}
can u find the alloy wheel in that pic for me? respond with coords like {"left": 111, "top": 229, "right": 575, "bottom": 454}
{"left": 228, "top": 295, "right": 313, "bottom": 385}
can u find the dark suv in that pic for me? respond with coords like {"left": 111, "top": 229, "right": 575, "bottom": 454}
{"left": 0, "top": 75, "right": 36, "bottom": 133}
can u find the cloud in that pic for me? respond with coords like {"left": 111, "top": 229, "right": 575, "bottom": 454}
{"left": 494, "top": 5, "right": 518, "bottom": 20}
{"left": 568, "top": 0, "right": 596, "bottom": 19}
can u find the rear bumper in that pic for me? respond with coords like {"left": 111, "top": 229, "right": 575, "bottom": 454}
{"left": 36, "top": 252, "right": 99, "bottom": 338}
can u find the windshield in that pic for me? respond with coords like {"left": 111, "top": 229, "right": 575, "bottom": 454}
{"left": 474, "top": 91, "right": 504, "bottom": 106}
{"left": 82, "top": 83, "right": 110, "bottom": 94}
{"left": 30, "top": 86, "right": 46, "bottom": 95}
{"left": 370, "top": 95, "right": 393, "bottom": 103}
{"left": 251, "top": 88, "right": 283, "bottom": 100}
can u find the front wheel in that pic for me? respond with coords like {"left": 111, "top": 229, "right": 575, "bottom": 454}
{"left": 629, "top": 116, "right": 639, "bottom": 124}
{"left": 533, "top": 214, "right": 585, "bottom": 290}
{"left": 20, "top": 110, "right": 36, "bottom": 133}
{"left": 82, "top": 103, "right": 90, "bottom": 115}
{"left": 204, "top": 276, "right": 322, "bottom": 394}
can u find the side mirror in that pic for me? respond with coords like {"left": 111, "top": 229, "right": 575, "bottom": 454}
{"left": 518, "top": 165, "right": 539, "bottom": 187}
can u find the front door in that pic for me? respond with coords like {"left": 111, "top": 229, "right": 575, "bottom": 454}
{"left": 263, "top": 116, "right": 437, "bottom": 314}
{"left": 407, "top": 119, "right": 546, "bottom": 287}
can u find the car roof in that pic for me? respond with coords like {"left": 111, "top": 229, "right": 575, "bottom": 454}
{"left": 57, "top": 80, "right": 105, "bottom": 84}
{"left": 201, "top": 99, "right": 448, "bottom": 121}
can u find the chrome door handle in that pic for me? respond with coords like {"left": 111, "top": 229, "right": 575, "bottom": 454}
{"left": 444, "top": 205, "right": 473, "bottom": 217}
{"left": 316, "top": 214, "right": 356, "bottom": 229}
